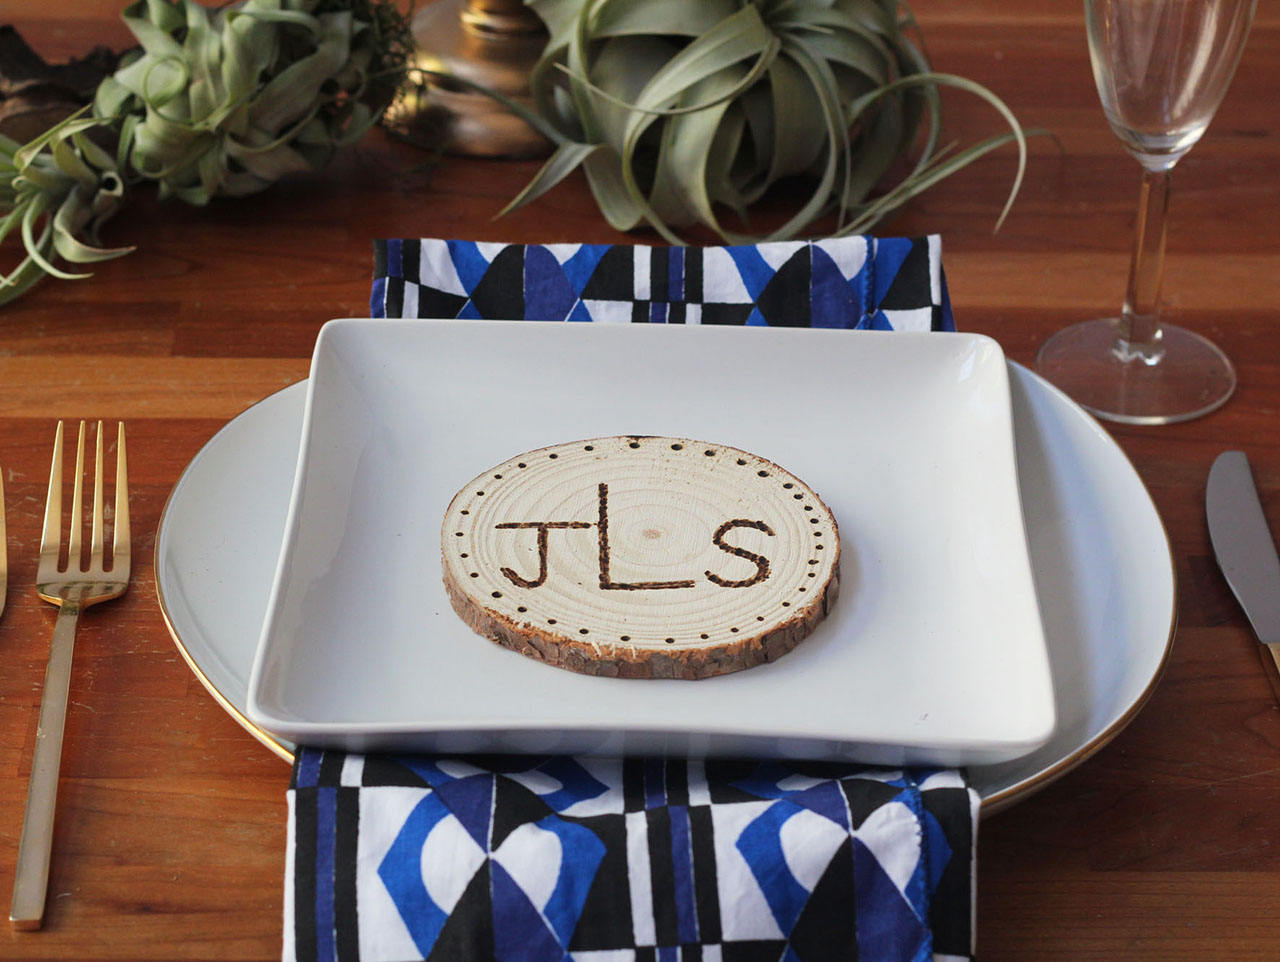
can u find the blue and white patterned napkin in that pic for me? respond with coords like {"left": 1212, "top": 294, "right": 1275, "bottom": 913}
{"left": 284, "top": 236, "right": 976, "bottom": 962}
{"left": 370, "top": 236, "right": 954, "bottom": 332}
{"left": 288, "top": 752, "right": 976, "bottom": 962}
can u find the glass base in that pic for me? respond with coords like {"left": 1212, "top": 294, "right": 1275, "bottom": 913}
{"left": 1036, "top": 318, "right": 1236, "bottom": 425}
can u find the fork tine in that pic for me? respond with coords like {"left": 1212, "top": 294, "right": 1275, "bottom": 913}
{"left": 67, "top": 422, "right": 86, "bottom": 572}
{"left": 113, "top": 423, "right": 130, "bottom": 573}
{"left": 39, "top": 422, "right": 64, "bottom": 572}
{"left": 91, "top": 421, "right": 105, "bottom": 564}
{"left": 13, "top": 420, "right": 130, "bottom": 930}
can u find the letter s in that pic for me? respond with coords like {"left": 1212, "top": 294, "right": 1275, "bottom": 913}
{"left": 705, "top": 519, "right": 774, "bottom": 588}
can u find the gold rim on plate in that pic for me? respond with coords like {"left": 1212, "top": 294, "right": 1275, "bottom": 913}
{"left": 979, "top": 370, "right": 1179, "bottom": 814}
{"left": 154, "top": 374, "right": 1179, "bottom": 812}
{"left": 155, "top": 387, "right": 297, "bottom": 764}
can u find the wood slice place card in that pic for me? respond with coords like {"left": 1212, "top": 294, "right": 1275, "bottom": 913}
{"left": 441, "top": 436, "right": 841, "bottom": 679}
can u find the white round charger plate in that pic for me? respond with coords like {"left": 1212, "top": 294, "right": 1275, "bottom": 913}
{"left": 155, "top": 364, "right": 1175, "bottom": 812}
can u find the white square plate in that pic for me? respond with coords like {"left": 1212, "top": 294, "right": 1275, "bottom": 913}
{"left": 247, "top": 319, "right": 1055, "bottom": 765}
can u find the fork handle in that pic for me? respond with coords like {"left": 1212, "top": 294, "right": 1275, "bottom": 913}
{"left": 10, "top": 602, "right": 82, "bottom": 931}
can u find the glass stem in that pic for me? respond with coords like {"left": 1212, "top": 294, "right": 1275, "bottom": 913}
{"left": 1116, "top": 167, "right": 1171, "bottom": 363}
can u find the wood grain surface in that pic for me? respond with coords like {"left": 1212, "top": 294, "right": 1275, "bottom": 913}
{"left": 2, "top": 1, "right": 1279, "bottom": 958}
{"left": 441, "top": 436, "right": 840, "bottom": 679}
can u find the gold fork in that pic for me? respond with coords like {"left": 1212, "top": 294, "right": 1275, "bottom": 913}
{"left": 10, "top": 421, "right": 130, "bottom": 931}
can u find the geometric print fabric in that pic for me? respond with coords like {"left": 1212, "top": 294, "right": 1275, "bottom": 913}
{"left": 286, "top": 750, "right": 978, "bottom": 962}
{"left": 371, "top": 236, "right": 955, "bottom": 333}
{"left": 309, "top": 235, "right": 977, "bottom": 962}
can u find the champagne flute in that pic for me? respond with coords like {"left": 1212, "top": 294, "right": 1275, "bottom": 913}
{"left": 1036, "top": 0, "right": 1256, "bottom": 424}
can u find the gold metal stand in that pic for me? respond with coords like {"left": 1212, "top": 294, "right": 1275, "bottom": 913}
{"left": 399, "top": 0, "right": 551, "bottom": 158}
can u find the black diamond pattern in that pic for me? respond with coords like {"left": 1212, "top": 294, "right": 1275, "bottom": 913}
{"left": 468, "top": 245, "right": 525, "bottom": 319}
{"left": 755, "top": 248, "right": 812, "bottom": 327}
{"left": 879, "top": 239, "right": 931, "bottom": 311}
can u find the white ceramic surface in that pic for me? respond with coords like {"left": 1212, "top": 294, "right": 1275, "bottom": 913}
{"left": 245, "top": 320, "right": 1052, "bottom": 764}
{"left": 154, "top": 352, "right": 1175, "bottom": 806}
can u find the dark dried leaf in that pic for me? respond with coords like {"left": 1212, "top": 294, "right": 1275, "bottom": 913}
{"left": 0, "top": 26, "right": 120, "bottom": 142}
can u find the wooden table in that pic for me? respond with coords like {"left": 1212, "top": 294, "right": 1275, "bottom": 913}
{"left": 3, "top": 1, "right": 1278, "bottom": 958}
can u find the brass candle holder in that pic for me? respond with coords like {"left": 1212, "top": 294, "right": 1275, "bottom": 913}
{"left": 396, "top": 0, "right": 551, "bottom": 158}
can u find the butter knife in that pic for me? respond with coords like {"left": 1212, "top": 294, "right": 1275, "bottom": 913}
{"left": 1206, "top": 451, "right": 1280, "bottom": 678}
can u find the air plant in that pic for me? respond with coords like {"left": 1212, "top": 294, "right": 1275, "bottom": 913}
{"left": 0, "top": 112, "right": 130, "bottom": 306}
{"left": 1, "top": 0, "right": 411, "bottom": 305}
{"left": 501, "top": 0, "right": 1031, "bottom": 243}
{"left": 95, "top": 0, "right": 411, "bottom": 204}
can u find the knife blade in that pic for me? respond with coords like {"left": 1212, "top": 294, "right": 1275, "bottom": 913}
{"left": 1206, "top": 451, "right": 1280, "bottom": 679}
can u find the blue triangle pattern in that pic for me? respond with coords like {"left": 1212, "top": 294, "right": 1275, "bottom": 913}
{"left": 726, "top": 762, "right": 850, "bottom": 830}
{"left": 810, "top": 245, "right": 857, "bottom": 329}
{"left": 524, "top": 246, "right": 578, "bottom": 321}
{"left": 490, "top": 860, "right": 563, "bottom": 962}
{"left": 737, "top": 799, "right": 813, "bottom": 933}
{"left": 560, "top": 243, "right": 610, "bottom": 295}
{"left": 445, "top": 239, "right": 491, "bottom": 291}
{"left": 531, "top": 814, "right": 607, "bottom": 944}
{"left": 870, "top": 237, "right": 912, "bottom": 308}
{"left": 377, "top": 793, "right": 457, "bottom": 958}
{"left": 434, "top": 775, "right": 494, "bottom": 850}
{"left": 295, "top": 751, "right": 976, "bottom": 961}
{"left": 726, "top": 245, "right": 778, "bottom": 301}
{"left": 852, "top": 837, "right": 930, "bottom": 962}
{"left": 791, "top": 783, "right": 851, "bottom": 831}
{"left": 372, "top": 235, "right": 952, "bottom": 333}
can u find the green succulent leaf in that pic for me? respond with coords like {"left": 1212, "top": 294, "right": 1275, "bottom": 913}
{"left": 1, "top": 111, "right": 131, "bottom": 305}
{"left": 509, "top": 0, "right": 1035, "bottom": 244}
{"left": 498, "top": 141, "right": 602, "bottom": 218}
{"left": 591, "top": 0, "right": 741, "bottom": 40}
{"left": 648, "top": 65, "right": 748, "bottom": 233}
{"left": 101, "top": 0, "right": 411, "bottom": 206}
{"left": 5, "top": 0, "right": 412, "bottom": 307}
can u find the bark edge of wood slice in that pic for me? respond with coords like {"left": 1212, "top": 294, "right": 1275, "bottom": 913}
{"left": 441, "top": 436, "right": 840, "bottom": 680}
